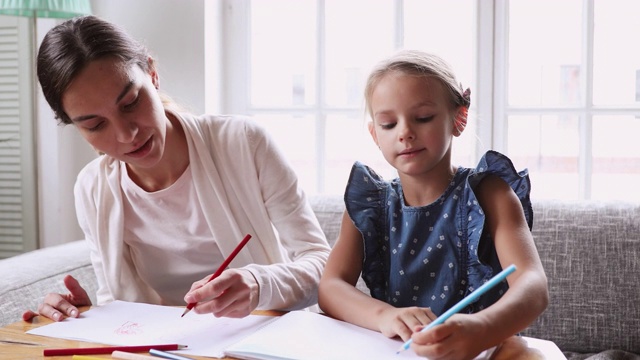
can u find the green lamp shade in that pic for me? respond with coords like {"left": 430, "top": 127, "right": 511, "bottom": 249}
{"left": 0, "top": 0, "right": 91, "bottom": 18}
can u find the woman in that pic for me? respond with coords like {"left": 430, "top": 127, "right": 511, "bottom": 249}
{"left": 23, "top": 15, "right": 330, "bottom": 322}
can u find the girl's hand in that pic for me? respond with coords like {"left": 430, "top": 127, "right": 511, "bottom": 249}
{"left": 378, "top": 306, "right": 437, "bottom": 342}
{"left": 409, "top": 313, "right": 489, "bottom": 360}
{"left": 184, "top": 269, "right": 260, "bottom": 318}
{"left": 22, "top": 275, "right": 92, "bottom": 322}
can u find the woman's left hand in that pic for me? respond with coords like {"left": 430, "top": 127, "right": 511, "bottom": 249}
{"left": 184, "top": 269, "right": 260, "bottom": 318}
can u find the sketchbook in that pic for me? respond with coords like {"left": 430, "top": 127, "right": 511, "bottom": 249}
{"left": 27, "top": 300, "right": 495, "bottom": 359}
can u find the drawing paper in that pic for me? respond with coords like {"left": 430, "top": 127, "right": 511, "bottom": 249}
{"left": 27, "top": 300, "right": 277, "bottom": 358}
{"left": 27, "top": 300, "right": 497, "bottom": 359}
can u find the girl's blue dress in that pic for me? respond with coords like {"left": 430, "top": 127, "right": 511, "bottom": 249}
{"left": 345, "top": 150, "right": 533, "bottom": 316}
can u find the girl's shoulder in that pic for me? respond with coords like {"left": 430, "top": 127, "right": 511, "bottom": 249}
{"left": 466, "top": 150, "right": 530, "bottom": 186}
{"left": 344, "top": 161, "right": 395, "bottom": 216}
{"left": 465, "top": 150, "right": 533, "bottom": 228}
{"left": 346, "top": 161, "right": 395, "bottom": 198}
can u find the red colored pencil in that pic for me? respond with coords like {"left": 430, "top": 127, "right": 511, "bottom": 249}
{"left": 181, "top": 234, "right": 252, "bottom": 317}
{"left": 43, "top": 343, "right": 187, "bottom": 356}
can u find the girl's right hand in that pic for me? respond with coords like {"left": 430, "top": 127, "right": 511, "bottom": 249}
{"left": 22, "top": 274, "right": 92, "bottom": 322}
{"left": 378, "top": 306, "right": 437, "bottom": 342}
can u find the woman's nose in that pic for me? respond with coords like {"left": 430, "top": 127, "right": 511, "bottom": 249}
{"left": 114, "top": 118, "right": 138, "bottom": 143}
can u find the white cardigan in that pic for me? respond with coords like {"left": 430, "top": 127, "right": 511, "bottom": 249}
{"left": 74, "top": 112, "right": 331, "bottom": 311}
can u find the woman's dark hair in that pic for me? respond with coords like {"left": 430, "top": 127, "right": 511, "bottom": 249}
{"left": 37, "top": 15, "right": 151, "bottom": 124}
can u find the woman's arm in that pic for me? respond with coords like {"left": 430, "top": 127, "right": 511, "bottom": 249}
{"left": 242, "top": 120, "right": 331, "bottom": 311}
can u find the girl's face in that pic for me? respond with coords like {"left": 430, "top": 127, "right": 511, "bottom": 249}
{"left": 62, "top": 57, "right": 168, "bottom": 171}
{"left": 368, "top": 72, "right": 458, "bottom": 178}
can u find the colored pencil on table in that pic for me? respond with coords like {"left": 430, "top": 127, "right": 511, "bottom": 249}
{"left": 396, "top": 264, "right": 517, "bottom": 353}
{"left": 43, "top": 344, "right": 187, "bottom": 356}
{"left": 149, "top": 348, "right": 195, "bottom": 360}
{"left": 181, "top": 233, "right": 253, "bottom": 317}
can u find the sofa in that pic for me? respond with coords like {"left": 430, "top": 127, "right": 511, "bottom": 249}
{"left": 1, "top": 195, "right": 638, "bottom": 359}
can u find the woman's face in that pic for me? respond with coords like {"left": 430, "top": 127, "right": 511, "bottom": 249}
{"left": 62, "top": 57, "right": 168, "bottom": 170}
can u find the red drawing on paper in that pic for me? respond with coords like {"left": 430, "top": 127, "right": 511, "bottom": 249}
{"left": 114, "top": 321, "right": 143, "bottom": 335}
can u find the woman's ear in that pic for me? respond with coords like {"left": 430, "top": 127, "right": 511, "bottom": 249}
{"left": 368, "top": 121, "right": 380, "bottom": 148}
{"left": 148, "top": 56, "right": 160, "bottom": 89}
{"left": 453, "top": 106, "right": 468, "bottom": 137}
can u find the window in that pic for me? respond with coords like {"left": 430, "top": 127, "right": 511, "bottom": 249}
{"left": 221, "top": 0, "right": 640, "bottom": 201}
{"left": 0, "top": 15, "right": 38, "bottom": 259}
{"left": 499, "top": 0, "right": 640, "bottom": 201}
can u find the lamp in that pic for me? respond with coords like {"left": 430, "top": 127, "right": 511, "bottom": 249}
{"left": 0, "top": 0, "right": 91, "bottom": 18}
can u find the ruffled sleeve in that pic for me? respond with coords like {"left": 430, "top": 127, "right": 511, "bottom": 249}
{"left": 468, "top": 150, "right": 533, "bottom": 229}
{"left": 344, "top": 161, "right": 390, "bottom": 300}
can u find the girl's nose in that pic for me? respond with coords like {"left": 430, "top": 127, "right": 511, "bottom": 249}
{"left": 114, "top": 118, "right": 138, "bottom": 143}
{"left": 398, "top": 121, "right": 415, "bottom": 142}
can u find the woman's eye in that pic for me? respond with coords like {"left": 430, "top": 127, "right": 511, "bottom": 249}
{"left": 123, "top": 95, "right": 140, "bottom": 111}
{"left": 87, "top": 122, "right": 105, "bottom": 132}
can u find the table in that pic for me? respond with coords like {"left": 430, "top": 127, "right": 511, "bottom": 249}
{"left": 0, "top": 307, "right": 565, "bottom": 359}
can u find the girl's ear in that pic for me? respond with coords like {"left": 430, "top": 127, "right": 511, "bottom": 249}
{"left": 453, "top": 106, "right": 468, "bottom": 137}
{"left": 368, "top": 121, "right": 380, "bottom": 148}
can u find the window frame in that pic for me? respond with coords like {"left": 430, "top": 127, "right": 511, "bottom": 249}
{"left": 222, "top": 0, "right": 492, "bottom": 194}
{"left": 220, "top": 0, "right": 638, "bottom": 200}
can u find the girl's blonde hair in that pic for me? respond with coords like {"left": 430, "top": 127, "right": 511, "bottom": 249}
{"left": 364, "top": 50, "right": 470, "bottom": 118}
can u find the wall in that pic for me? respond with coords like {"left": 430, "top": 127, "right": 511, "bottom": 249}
{"left": 37, "top": 0, "right": 222, "bottom": 247}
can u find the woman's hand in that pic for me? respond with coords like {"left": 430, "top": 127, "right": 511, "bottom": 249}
{"left": 377, "top": 306, "right": 437, "bottom": 342}
{"left": 22, "top": 275, "right": 92, "bottom": 322}
{"left": 184, "top": 269, "right": 260, "bottom": 318}
{"left": 409, "top": 313, "right": 489, "bottom": 360}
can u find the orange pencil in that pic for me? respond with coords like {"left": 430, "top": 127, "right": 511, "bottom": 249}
{"left": 181, "top": 234, "right": 252, "bottom": 317}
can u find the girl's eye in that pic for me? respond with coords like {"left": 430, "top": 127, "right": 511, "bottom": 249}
{"left": 380, "top": 123, "right": 396, "bottom": 130}
{"left": 416, "top": 116, "right": 434, "bottom": 123}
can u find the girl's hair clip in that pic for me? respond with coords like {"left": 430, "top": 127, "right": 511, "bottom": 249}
{"left": 461, "top": 87, "right": 471, "bottom": 107}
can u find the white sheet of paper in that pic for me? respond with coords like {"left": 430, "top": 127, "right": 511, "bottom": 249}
{"left": 26, "top": 300, "right": 278, "bottom": 358}
{"left": 27, "top": 301, "right": 498, "bottom": 360}
{"left": 224, "top": 310, "right": 496, "bottom": 360}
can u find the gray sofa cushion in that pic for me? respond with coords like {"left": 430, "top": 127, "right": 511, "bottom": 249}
{"left": 309, "top": 194, "right": 370, "bottom": 295}
{"left": 523, "top": 200, "right": 640, "bottom": 355}
{"left": 0, "top": 240, "right": 97, "bottom": 327}
{"left": 565, "top": 350, "right": 640, "bottom": 360}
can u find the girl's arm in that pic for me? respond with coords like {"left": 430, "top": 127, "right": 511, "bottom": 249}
{"left": 474, "top": 175, "right": 549, "bottom": 340}
{"left": 319, "top": 211, "right": 435, "bottom": 341}
{"left": 410, "top": 175, "right": 548, "bottom": 359}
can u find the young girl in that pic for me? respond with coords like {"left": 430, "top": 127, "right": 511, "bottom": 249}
{"left": 318, "top": 50, "right": 548, "bottom": 360}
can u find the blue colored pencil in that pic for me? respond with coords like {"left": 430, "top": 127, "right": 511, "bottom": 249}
{"left": 149, "top": 349, "right": 195, "bottom": 360}
{"left": 397, "top": 264, "right": 517, "bottom": 353}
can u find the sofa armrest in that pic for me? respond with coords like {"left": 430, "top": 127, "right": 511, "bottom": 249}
{"left": 523, "top": 200, "right": 640, "bottom": 355}
{"left": 0, "top": 240, "right": 97, "bottom": 327}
